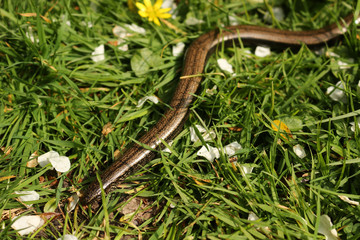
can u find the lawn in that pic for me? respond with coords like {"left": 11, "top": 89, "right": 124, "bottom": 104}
{"left": 1, "top": 0, "right": 360, "bottom": 239}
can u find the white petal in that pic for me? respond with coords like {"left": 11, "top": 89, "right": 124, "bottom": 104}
{"left": 255, "top": 46, "right": 271, "bottom": 57}
{"left": 240, "top": 165, "right": 254, "bottom": 175}
{"left": 205, "top": 85, "right": 217, "bottom": 95}
{"left": 91, "top": 44, "right": 105, "bottom": 62}
{"left": 248, "top": 212, "right": 259, "bottom": 221}
{"left": 49, "top": 156, "right": 71, "bottom": 173}
{"left": 339, "top": 195, "right": 359, "bottom": 206}
{"left": 318, "top": 215, "right": 338, "bottom": 240}
{"left": 185, "top": 17, "right": 204, "bottom": 26}
{"left": 113, "top": 26, "right": 127, "bottom": 37}
{"left": 162, "top": 141, "right": 173, "bottom": 153}
{"left": 126, "top": 23, "right": 146, "bottom": 34}
{"left": 326, "top": 81, "right": 346, "bottom": 103}
{"left": 38, "top": 150, "right": 59, "bottom": 168}
{"left": 357, "top": 80, "right": 360, "bottom": 95}
{"left": 15, "top": 191, "right": 40, "bottom": 206}
{"left": 293, "top": 144, "right": 306, "bottom": 159}
{"left": 172, "top": 42, "right": 185, "bottom": 57}
{"left": 217, "top": 58, "right": 234, "bottom": 74}
{"left": 57, "top": 234, "right": 78, "bottom": 240}
{"left": 67, "top": 194, "right": 80, "bottom": 212}
{"left": 189, "top": 125, "right": 216, "bottom": 142}
{"left": 197, "top": 145, "right": 220, "bottom": 162}
{"left": 337, "top": 60, "right": 352, "bottom": 70}
{"left": 224, "top": 141, "right": 242, "bottom": 157}
{"left": 264, "top": 7, "right": 284, "bottom": 24}
{"left": 117, "top": 38, "right": 129, "bottom": 51}
{"left": 136, "top": 96, "right": 159, "bottom": 108}
{"left": 350, "top": 117, "right": 360, "bottom": 132}
{"left": 11, "top": 215, "right": 45, "bottom": 236}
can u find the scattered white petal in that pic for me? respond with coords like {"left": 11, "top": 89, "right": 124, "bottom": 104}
{"left": 67, "top": 194, "right": 80, "bottom": 212}
{"left": 26, "top": 27, "right": 38, "bottom": 43}
{"left": 355, "top": 17, "right": 360, "bottom": 25}
{"left": 161, "top": 0, "right": 177, "bottom": 18}
{"left": 197, "top": 144, "right": 220, "bottom": 162}
{"left": 206, "top": 85, "right": 217, "bottom": 95}
{"left": 229, "top": 16, "right": 239, "bottom": 26}
{"left": 189, "top": 125, "right": 216, "bottom": 142}
{"left": 125, "top": 23, "right": 146, "bottom": 34}
{"left": 357, "top": 80, "right": 360, "bottom": 95}
{"left": 293, "top": 144, "right": 306, "bottom": 159}
{"left": 60, "top": 15, "right": 71, "bottom": 27}
{"left": 318, "top": 215, "right": 338, "bottom": 240}
{"left": 350, "top": 117, "right": 360, "bottom": 132}
{"left": 224, "top": 141, "right": 242, "bottom": 157}
{"left": 169, "top": 203, "right": 176, "bottom": 208}
{"left": 162, "top": 141, "right": 173, "bottom": 153}
{"left": 15, "top": 191, "right": 40, "bottom": 206}
{"left": 240, "top": 165, "right": 254, "bottom": 175}
{"left": 136, "top": 96, "right": 159, "bottom": 108}
{"left": 339, "top": 195, "right": 359, "bottom": 206}
{"left": 91, "top": 44, "right": 105, "bottom": 62}
{"left": 255, "top": 46, "right": 271, "bottom": 57}
{"left": 326, "top": 81, "right": 347, "bottom": 103}
{"left": 314, "top": 47, "right": 325, "bottom": 56}
{"left": 11, "top": 215, "right": 45, "bottom": 236}
{"left": 113, "top": 26, "right": 128, "bottom": 38}
{"left": 49, "top": 156, "right": 71, "bottom": 173}
{"left": 57, "top": 234, "right": 78, "bottom": 240}
{"left": 172, "top": 42, "right": 185, "bottom": 57}
{"left": 248, "top": 212, "right": 259, "bottom": 221}
{"left": 217, "top": 58, "right": 234, "bottom": 74}
{"left": 37, "top": 150, "right": 59, "bottom": 168}
{"left": 81, "top": 21, "right": 93, "bottom": 28}
{"left": 185, "top": 16, "right": 204, "bottom": 26}
{"left": 264, "top": 7, "right": 284, "bottom": 23}
{"left": 337, "top": 60, "right": 352, "bottom": 70}
{"left": 117, "top": 39, "right": 129, "bottom": 51}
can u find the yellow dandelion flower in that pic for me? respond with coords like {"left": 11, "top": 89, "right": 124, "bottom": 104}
{"left": 136, "top": 0, "right": 171, "bottom": 26}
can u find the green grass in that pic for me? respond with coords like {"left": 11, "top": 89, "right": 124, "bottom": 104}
{"left": 1, "top": 0, "right": 360, "bottom": 239}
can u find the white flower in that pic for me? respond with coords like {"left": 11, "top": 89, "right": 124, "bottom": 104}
{"left": 255, "top": 46, "right": 271, "bottom": 57}
{"left": 49, "top": 156, "right": 71, "bottom": 173}
{"left": 318, "top": 215, "right": 338, "bottom": 240}
{"left": 293, "top": 144, "right": 306, "bottom": 159}
{"left": 15, "top": 191, "right": 40, "bottom": 206}
{"left": 217, "top": 58, "right": 234, "bottom": 74}
{"left": 136, "top": 95, "right": 159, "bottom": 108}
{"left": 337, "top": 60, "right": 353, "bottom": 70}
{"left": 339, "top": 195, "right": 359, "bottom": 206}
{"left": 350, "top": 117, "right": 360, "bottom": 132}
{"left": 185, "top": 16, "right": 204, "bottom": 25}
{"left": 57, "top": 234, "right": 78, "bottom": 240}
{"left": 91, "top": 44, "right": 105, "bottom": 62}
{"left": 11, "top": 215, "right": 44, "bottom": 236}
{"left": 172, "top": 42, "right": 185, "bottom": 57}
{"left": 224, "top": 141, "right": 242, "bottom": 157}
{"left": 197, "top": 144, "right": 220, "bottom": 162}
{"left": 37, "top": 151, "right": 71, "bottom": 173}
{"left": 189, "top": 125, "right": 216, "bottom": 142}
{"left": 326, "top": 81, "right": 347, "bottom": 103}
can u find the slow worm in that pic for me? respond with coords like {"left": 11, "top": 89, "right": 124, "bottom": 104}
{"left": 82, "top": 12, "right": 356, "bottom": 204}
